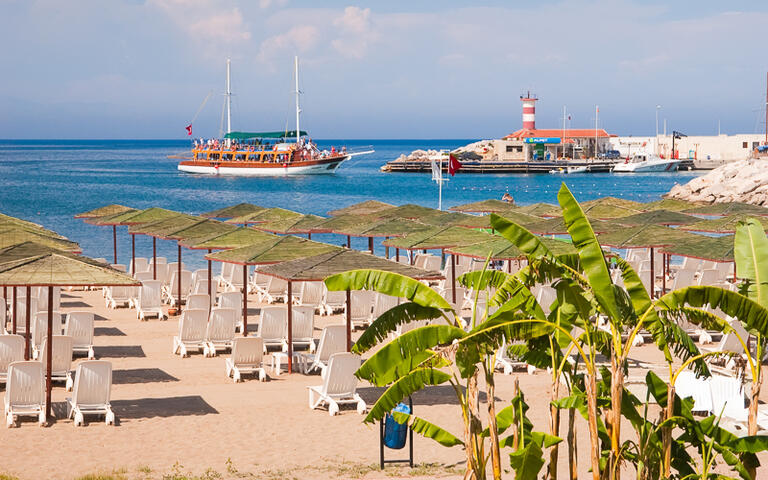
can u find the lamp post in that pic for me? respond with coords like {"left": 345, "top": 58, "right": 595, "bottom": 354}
{"left": 655, "top": 105, "right": 662, "bottom": 156}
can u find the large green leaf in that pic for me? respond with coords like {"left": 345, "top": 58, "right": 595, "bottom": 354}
{"left": 458, "top": 269, "right": 509, "bottom": 291}
{"left": 557, "top": 183, "right": 621, "bottom": 322}
{"left": 391, "top": 412, "right": 463, "bottom": 447}
{"left": 490, "top": 274, "right": 546, "bottom": 320}
{"left": 364, "top": 368, "right": 452, "bottom": 423}
{"left": 352, "top": 302, "right": 446, "bottom": 354}
{"left": 656, "top": 286, "right": 768, "bottom": 337}
{"left": 509, "top": 441, "right": 545, "bottom": 480}
{"left": 324, "top": 269, "right": 452, "bottom": 310}
{"left": 734, "top": 218, "right": 768, "bottom": 306}
{"left": 490, "top": 213, "right": 557, "bottom": 261}
{"left": 356, "top": 325, "right": 466, "bottom": 385}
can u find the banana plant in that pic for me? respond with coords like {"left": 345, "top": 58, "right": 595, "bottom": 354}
{"left": 324, "top": 266, "right": 554, "bottom": 480}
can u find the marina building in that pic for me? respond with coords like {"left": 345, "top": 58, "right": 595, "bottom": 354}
{"left": 608, "top": 134, "right": 767, "bottom": 166}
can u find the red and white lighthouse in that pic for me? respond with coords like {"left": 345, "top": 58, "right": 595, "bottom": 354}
{"left": 520, "top": 92, "right": 537, "bottom": 130}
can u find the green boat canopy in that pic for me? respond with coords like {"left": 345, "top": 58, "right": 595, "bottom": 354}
{"left": 682, "top": 202, "right": 768, "bottom": 217}
{"left": 446, "top": 236, "right": 575, "bottom": 260}
{"left": 680, "top": 214, "right": 768, "bottom": 233}
{"left": 201, "top": 203, "right": 265, "bottom": 219}
{"left": 256, "top": 249, "right": 443, "bottom": 282}
{"left": 449, "top": 199, "right": 515, "bottom": 213}
{"left": 641, "top": 198, "right": 695, "bottom": 212}
{"left": 205, "top": 236, "right": 341, "bottom": 265}
{"left": 223, "top": 131, "right": 307, "bottom": 140}
{"left": 328, "top": 200, "right": 396, "bottom": 217}
{"left": 0, "top": 251, "right": 139, "bottom": 287}
{"left": 614, "top": 209, "right": 699, "bottom": 227}
{"left": 0, "top": 228, "right": 81, "bottom": 253}
{"left": 383, "top": 225, "right": 494, "bottom": 250}
{"left": 597, "top": 224, "right": 702, "bottom": 249}
{"left": 74, "top": 204, "right": 134, "bottom": 219}
{"left": 184, "top": 227, "right": 276, "bottom": 250}
{"left": 659, "top": 234, "right": 735, "bottom": 263}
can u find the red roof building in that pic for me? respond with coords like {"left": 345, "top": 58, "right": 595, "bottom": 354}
{"left": 505, "top": 128, "right": 611, "bottom": 140}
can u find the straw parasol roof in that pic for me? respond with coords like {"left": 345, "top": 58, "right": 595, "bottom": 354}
{"left": 459, "top": 210, "right": 542, "bottom": 229}
{"left": 328, "top": 200, "right": 395, "bottom": 217}
{"left": 226, "top": 207, "right": 303, "bottom": 225}
{"left": 375, "top": 204, "right": 440, "bottom": 220}
{"left": 0, "top": 242, "right": 65, "bottom": 265}
{"left": 614, "top": 209, "right": 699, "bottom": 227}
{"left": 659, "top": 234, "right": 735, "bottom": 263}
{"left": 524, "top": 216, "right": 621, "bottom": 235}
{"left": 641, "top": 198, "right": 695, "bottom": 212}
{"left": 74, "top": 204, "right": 134, "bottom": 219}
{"left": 446, "top": 236, "right": 575, "bottom": 260}
{"left": 332, "top": 218, "right": 429, "bottom": 238}
{"left": 0, "top": 214, "right": 66, "bottom": 239}
{"left": 0, "top": 228, "right": 81, "bottom": 253}
{"left": 183, "top": 227, "right": 277, "bottom": 250}
{"left": 597, "top": 224, "right": 702, "bottom": 249}
{"left": 201, "top": 203, "right": 264, "bottom": 219}
{"left": 165, "top": 219, "right": 237, "bottom": 244}
{"left": 255, "top": 214, "right": 326, "bottom": 235}
{"left": 85, "top": 207, "right": 179, "bottom": 226}
{"left": 509, "top": 203, "right": 560, "bottom": 217}
{"left": 680, "top": 214, "right": 768, "bottom": 233}
{"left": 682, "top": 202, "right": 768, "bottom": 217}
{"left": 127, "top": 214, "right": 203, "bottom": 238}
{"left": 257, "top": 249, "right": 443, "bottom": 282}
{"left": 417, "top": 211, "right": 485, "bottom": 228}
{"left": 581, "top": 196, "right": 645, "bottom": 211}
{"left": 449, "top": 199, "right": 515, "bottom": 213}
{"left": 205, "top": 236, "right": 341, "bottom": 265}
{"left": 578, "top": 197, "right": 643, "bottom": 219}
{"left": 383, "top": 225, "right": 495, "bottom": 251}
{"left": 0, "top": 251, "right": 139, "bottom": 287}
{"left": 309, "top": 213, "right": 380, "bottom": 234}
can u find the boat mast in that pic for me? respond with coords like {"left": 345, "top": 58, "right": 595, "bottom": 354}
{"left": 295, "top": 56, "right": 301, "bottom": 144}
{"left": 226, "top": 57, "right": 232, "bottom": 146}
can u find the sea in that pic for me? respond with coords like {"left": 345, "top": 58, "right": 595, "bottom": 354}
{"left": 0, "top": 139, "right": 702, "bottom": 270}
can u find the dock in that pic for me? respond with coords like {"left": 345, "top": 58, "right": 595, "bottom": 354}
{"left": 382, "top": 158, "right": 696, "bottom": 173}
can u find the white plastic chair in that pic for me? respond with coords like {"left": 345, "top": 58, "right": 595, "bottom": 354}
{"left": 204, "top": 307, "right": 237, "bottom": 356}
{"left": 259, "top": 306, "right": 287, "bottom": 352}
{"left": 137, "top": 280, "right": 165, "bottom": 321}
{"left": 227, "top": 264, "right": 247, "bottom": 292}
{"left": 321, "top": 288, "right": 346, "bottom": 316}
{"left": 216, "top": 262, "right": 233, "bottom": 289}
{"left": 347, "top": 290, "right": 375, "bottom": 329}
{"left": 66, "top": 360, "right": 115, "bottom": 426}
{"left": 259, "top": 276, "right": 288, "bottom": 304}
{"left": 249, "top": 269, "right": 271, "bottom": 296}
{"left": 163, "top": 270, "right": 192, "bottom": 306}
{"left": 369, "top": 293, "right": 399, "bottom": 326}
{"left": 225, "top": 337, "right": 267, "bottom": 382}
{"left": 64, "top": 311, "right": 95, "bottom": 359}
{"left": 698, "top": 269, "right": 724, "bottom": 287}
{"left": 172, "top": 309, "right": 208, "bottom": 357}
{"left": 671, "top": 269, "right": 697, "bottom": 290}
{"left": 130, "top": 257, "right": 149, "bottom": 277}
{"left": 217, "top": 291, "right": 243, "bottom": 331}
{"left": 308, "top": 352, "right": 366, "bottom": 416}
{"left": 4, "top": 361, "right": 45, "bottom": 427}
{"left": 106, "top": 286, "right": 132, "bottom": 309}
{"left": 287, "top": 306, "right": 315, "bottom": 353}
{"left": 164, "top": 262, "right": 187, "bottom": 286}
{"left": 32, "top": 311, "right": 64, "bottom": 359}
{"left": 421, "top": 255, "right": 442, "bottom": 272}
{"left": 0, "top": 335, "right": 25, "bottom": 384}
{"left": 186, "top": 293, "right": 211, "bottom": 311}
{"left": 296, "top": 282, "right": 324, "bottom": 311}
{"left": 189, "top": 269, "right": 207, "bottom": 288}
{"left": 675, "top": 370, "right": 714, "bottom": 414}
{"left": 12, "top": 297, "right": 38, "bottom": 335}
{"left": 36, "top": 287, "right": 61, "bottom": 313}
{"left": 40, "top": 335, "right": 74, "bottom": 391}
{"left": 302, "top": 324, "right": 347, "bottom": 375}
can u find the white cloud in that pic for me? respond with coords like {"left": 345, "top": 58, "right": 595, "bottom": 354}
{"left": 259, "top": 0, "right": 288, "bottom": 9}
{"left": 334, "top": 6, "right": 370, "bottom": 34}
{"left": 258, "top": 25, "right": 319, "bottom": 61}
{"left": 331, "top": 6, "right": 377, "bottom": 59}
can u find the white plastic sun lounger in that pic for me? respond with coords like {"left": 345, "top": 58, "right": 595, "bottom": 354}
{"left": 32, "top": 311, "right": 64, "bottom": 359}
{"left": 129, "top": 257, "right": 149, "bottom": 277}
{"left": 369, "top": 292, "right": 399, "bottom": 326}
{"left": 4, "top": 361, "right": 46, "bottom": 427}
{"left": 301, "top": 324, "right": 347, "bottom": 376}
{"left": 106, "top": 285, "right": 132, "bottom": 309}
{"left": 0, "top": 335, "right": 25, "bottom": 384}
{"left": 216, "top": 291, "right": 242, "bottom": 330}
{"left": 137, "top": 280, "right": 165, "bottom": 321}
{"left": 64, "top": 311, "right": 95, "bottom": 360}
{"left": 163, "top": 270, "right": 192, "bottom": 306}
{"left": 249, "top": 269, "right": 271, "bottom": 296}
{"left": 10, "top": 297, "right": 38, "bottom": 335}
{"left": 308, "top": 352, "right": 366, "bottom": 416}
{"left": 35, "top": 286, "right": 61, "bottom": 313}
{"left": 286, "top": 306, "right": 315, "bottom": 353}
{"left": 225, "top": 264, "right": 247, "bottom": 292}
{"left": 295, "top": 281, "right": 324, "bottom": 311}
{"left": 203, "top": 307, "right": 237, "bottom": 357}
{"left": 259, "top": 306, "right": 287, "bottom": 352}
{"left": 321, "top": 288, "right": 347, "bottom": 316}
{"left": 216, "top": 262, "right": 233, "bottom": 289}
{"left": 495, "top": 340, "right": 535, "bottom": 375}
{"left": 347, "top": 290, "right": 375, "bottom": 329}
{"left": 40, "top": 335, "right": 75, "bottom": 391}
{"left": 186, "top": 293, "right": 211, "bottom": 311}
{"left": 172, "top": 308, "right": 208, "bottom": 357}
{"left": 164, "top": 262, "right": 187, "bottom": 286}
{"left": 66, "top": 360, "right": 115, "bottom": 426}
{"left": 189, "top": 269, "right": 207, "bottom": 288}
{"left": 259, "top": 276, "right": 288, "bottom": 304}
{"left": 225, "top": 337, "right": 267, "bottom": 382}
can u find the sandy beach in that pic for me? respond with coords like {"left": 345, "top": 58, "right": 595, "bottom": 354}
{"left": 1, "top": 286, "right": 766, "bottom": 480}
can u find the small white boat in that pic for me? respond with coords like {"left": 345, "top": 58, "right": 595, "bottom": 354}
{"left": 612, "top": 154, "right": 681, "bottom": 173}
{"left": 566, "top": 166, "right": 589, "bottom": 174}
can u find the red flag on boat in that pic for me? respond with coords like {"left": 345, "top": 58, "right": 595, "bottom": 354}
{"left": 448, "top": 153, "right": 462, "bottom": 176}
{"left": 185, "top": 124, "right": 192, "bottom": 136}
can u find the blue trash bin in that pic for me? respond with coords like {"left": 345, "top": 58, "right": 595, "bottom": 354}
{"left": 383, "top": 402, "right": 410, "bottom": 449}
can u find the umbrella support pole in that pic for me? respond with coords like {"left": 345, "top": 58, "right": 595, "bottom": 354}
{"left": 45, "top": 286, "right": 53, "bottom": 424}
{"left": 242, "top": 266, "right": 248, "bottom": 336}
{"left": 451, "top": 254, "right": 456, "bottom": 305}
{"left": 113, "top": 225, "right": 117, "bottom": 265}
{"left": 347, "top": 236, "right": 351, "bottom": 249}
{"left": 395, "top": 249, "right": 399, "bottom": 262}
{"left": 207, "top": 250, "right": 212, "bottom": 312}
{"left": 287, "top": 281, "right": 293, "bottom": 374}
{"left": 385, "top": 239, "right": 389, "bottom": 260}
{"left": 662, "top": 253, "right": 667, "bottom": 294}
{"left": 346, "top": 289, "right": 352, "bottom": 352}
{"left": 308, "top": 232, "right": 312, "bottom": 240}
{"left": 368, "top": 237, "right": 374, "bottom": 254}
{"left": 11, "top": 287, "right": 16, "bottom": 334}
{"left": 649, "top": 248, "right": 655, "bottom": 299}
{"left": 131, "top": 235, "right": 136, "bottom": 276}
{"left": 177, "top": 244, "right": 182, "bottom": 311}
{"left": 153, "top": 237, "right": 157, "bottom": 280}
{"left": 25, "top": 286, "right": 31, "bottom": 360}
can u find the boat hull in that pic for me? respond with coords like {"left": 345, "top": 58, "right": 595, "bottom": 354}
{"left": 613, "top": 160, "right": 680, "bottom": 173}
{"left": 177, "top": 156, "right": 348, "bottom": 176}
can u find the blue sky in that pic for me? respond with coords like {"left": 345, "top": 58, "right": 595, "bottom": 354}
{"left": 1, "top": 0, "right": 766, "bottom": 139}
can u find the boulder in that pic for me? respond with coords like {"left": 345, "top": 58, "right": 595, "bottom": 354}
{"left": 665, "top": 159, "right": 768, "bottom": 206}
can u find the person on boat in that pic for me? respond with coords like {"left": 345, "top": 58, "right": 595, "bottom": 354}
{"left": 331, "top": 146, "right": 336, "bottom": 156}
